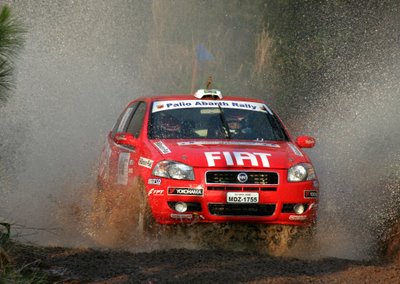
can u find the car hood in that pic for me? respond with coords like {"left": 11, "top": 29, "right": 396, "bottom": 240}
{"left": 150, "top": 140, "right": 309, "bottom": 169}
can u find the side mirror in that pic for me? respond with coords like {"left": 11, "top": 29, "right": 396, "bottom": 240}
{"left": 296, "top": 135, "right": 316, "bottom": 148}
{"left": 114, "top": 132, "right": 138, "bottom": 149}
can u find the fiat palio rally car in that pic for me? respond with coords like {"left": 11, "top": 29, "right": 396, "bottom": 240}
{"left": 97, "top": 89, "right": 319, "bottom": 229}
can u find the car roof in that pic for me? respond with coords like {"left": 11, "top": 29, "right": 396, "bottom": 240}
{"left": 132, "top": 94, "right": 268, "bottom": 104}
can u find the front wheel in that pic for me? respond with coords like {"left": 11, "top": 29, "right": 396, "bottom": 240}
{"left": 86, "top": 177, "right": 156, "bottom": 247}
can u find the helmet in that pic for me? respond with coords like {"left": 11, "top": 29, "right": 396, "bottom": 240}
{"left": 226, "top": 112, "right": 247, "bottom": 130}
{"left": 158, "top": 113, "right": 181, "bottom": 133}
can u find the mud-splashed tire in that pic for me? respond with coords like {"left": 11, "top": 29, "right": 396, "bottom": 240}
{"left": 87, "top": 177, "right": 156, "bottom": 247}
{"left": 133, "top": 178, "right": 156, "bottom": 240}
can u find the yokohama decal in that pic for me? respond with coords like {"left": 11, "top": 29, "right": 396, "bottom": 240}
{"left": 204, "top": 151, "right": 271, "bottom": 167}
{"left": 168, "top": 187, "right": 203, "bottom": 196}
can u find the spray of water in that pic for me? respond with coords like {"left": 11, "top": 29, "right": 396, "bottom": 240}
{"left": 0, "top": 0, "right": 150, "bottom": 245}
{"left": 301, "top": 16, "right": 400, "bottom": 259}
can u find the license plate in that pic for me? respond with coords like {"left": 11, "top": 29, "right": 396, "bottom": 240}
{"left": 226, "top": 192, "right": 259, "bottom": 204}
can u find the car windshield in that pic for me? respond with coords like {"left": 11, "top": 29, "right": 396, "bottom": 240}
{"left": 148, "top": 100, "right": 288, "bottom": 141}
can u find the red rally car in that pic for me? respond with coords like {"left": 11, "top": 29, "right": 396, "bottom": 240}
{"left": 97, "top": 89, "right": 319, "bottom": 228}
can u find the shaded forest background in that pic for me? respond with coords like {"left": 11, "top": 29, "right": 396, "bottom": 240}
{"left": 133, "top": 0, "right": 400, "bottom": 123}
{"left": 2, "top": 1, "right": 398, "bottom": 119}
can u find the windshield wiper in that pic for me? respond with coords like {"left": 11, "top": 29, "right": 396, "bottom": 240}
{"left": 217, "top": 104, "right": 231, "bottom": 139}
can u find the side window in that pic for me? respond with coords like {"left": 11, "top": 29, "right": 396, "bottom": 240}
{"left": 126, "top": 102, "right": 147, "bottom": 138}
{"left": 111, "top": 102, "right": 139, "bottom": 138}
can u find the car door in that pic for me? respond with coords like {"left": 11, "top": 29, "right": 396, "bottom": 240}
{"left": 108, "top": 101, "right": 147, "bottom": 187}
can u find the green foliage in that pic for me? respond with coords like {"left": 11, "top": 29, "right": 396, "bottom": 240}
{"left": 0, "top": 224, "right": 47, "bottom": 283}
{"left": 0, "top": 223, "right": 10, "bottom": 246}
{"left": 0, "top": 264, "right": 48, "bottom": 284}
{"left": 0, "top": 5, "right": 26, "bottom": 103}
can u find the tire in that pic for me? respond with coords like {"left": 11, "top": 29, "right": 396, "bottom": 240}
{"left": 87, "top": 177, "right": 156, "bottom": 247}
{"left": 133, "top": 177, "right": 156, "bottom": 238}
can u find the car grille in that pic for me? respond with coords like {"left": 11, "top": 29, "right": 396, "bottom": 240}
{"left": 207, "top": 186, "right": 277, "bottom": 191}
{"left": 208, "top": 203, "right": 276, "bottom": 216}
{"left": 206, "top": 171, "right": 278, "bottom": 185}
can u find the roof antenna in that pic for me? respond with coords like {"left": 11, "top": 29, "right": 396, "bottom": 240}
{"left": 206, "top": 76, "right": 212, "bottom": 89}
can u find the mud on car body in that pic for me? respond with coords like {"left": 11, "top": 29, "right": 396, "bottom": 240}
{"left": 97, "top": 89, "right": 319, "bottom": 229}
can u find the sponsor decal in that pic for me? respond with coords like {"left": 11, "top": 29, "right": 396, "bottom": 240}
{"left": 138, "top": 157, "right": 154, "bottom": 169}
{"left": 171, "top": 213, "right": 193, "bottom": 219}
{"left": 148, "top": 188, "right": 164, "bottom": 196}
{"left": 148, "top": 178, "right": 162, "bottom": 185}
{"left": 289, "top": 215, "right": 308, "bottom": 221}
{"left": 152, "top": 100, "right": 270, "bottom": 113}
{"left": 117, "top": 152, "right": 130, "bottom": 185}
{"left": 288, "top": 143, "right": 303, "bottom": 157}
{"left": 305, "top": 190, "right": 318, "bottom": 199}
{"left": 168, "top": 187, "right": 203, "bottom": 196}
{"left": 205, "top": 151, "right": 271, "bottom": 167}
{"left": 177, "top": 141, "right": 280, "bottom": 148}
{"left": 154, "top": 141, "right": 171, "bottom": 154}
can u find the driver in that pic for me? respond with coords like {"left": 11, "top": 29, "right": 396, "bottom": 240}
{"left": 225, "top": 111, "right": 252, "bottom": 138}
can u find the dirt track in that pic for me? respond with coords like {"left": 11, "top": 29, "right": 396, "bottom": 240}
{"left": 9, "top": 241, "right": 400, "bottom": 283}
{"left": 9, "top": 184, "right": 396, "bottom": 283}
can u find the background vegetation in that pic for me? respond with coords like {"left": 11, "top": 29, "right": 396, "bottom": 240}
{"left": 0, "top": 5, "right": 25, "bottom": 104}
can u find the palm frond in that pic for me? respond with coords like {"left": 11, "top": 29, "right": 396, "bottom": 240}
{"left": 0, "top": 5, "right": 26, "bottom": 103}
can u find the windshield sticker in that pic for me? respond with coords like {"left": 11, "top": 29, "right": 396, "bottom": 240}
{"left": 117, "top": 152, "right": 130, "bottom": 185}
{"left": 205, "top": 151, "right": 271, "bottom": 167}
{"left": 152, "top": 100, "right": 269, "bottom": 113}
{"left": 154, "top": 141, "right": 171, "bottom": 154}
{"left": 288, "top": 143, "right": 303, "bottom": 156}
{"left": 177, "top": 141, "right": 280, "bottom": 148}
{"left": 138, "top": 157, "right": 154, "bottom": 169}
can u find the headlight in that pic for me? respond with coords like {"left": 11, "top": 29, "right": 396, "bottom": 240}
{"left": 287, "top": 163, "right": 316, "bottom": 182}
{"left": 152, "top": 160, "right": 195, "bottom": 180}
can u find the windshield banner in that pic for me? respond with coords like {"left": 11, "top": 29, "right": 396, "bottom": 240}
{"left": 152, "top": 100, "right": 272, "bottom": 114}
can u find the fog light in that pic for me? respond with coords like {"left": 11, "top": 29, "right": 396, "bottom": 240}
{"left": 293, "top": 204, "right": 305, "bottom": 214}
{"left": 175, "top": 202, "right": 188, "bottom": 213}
